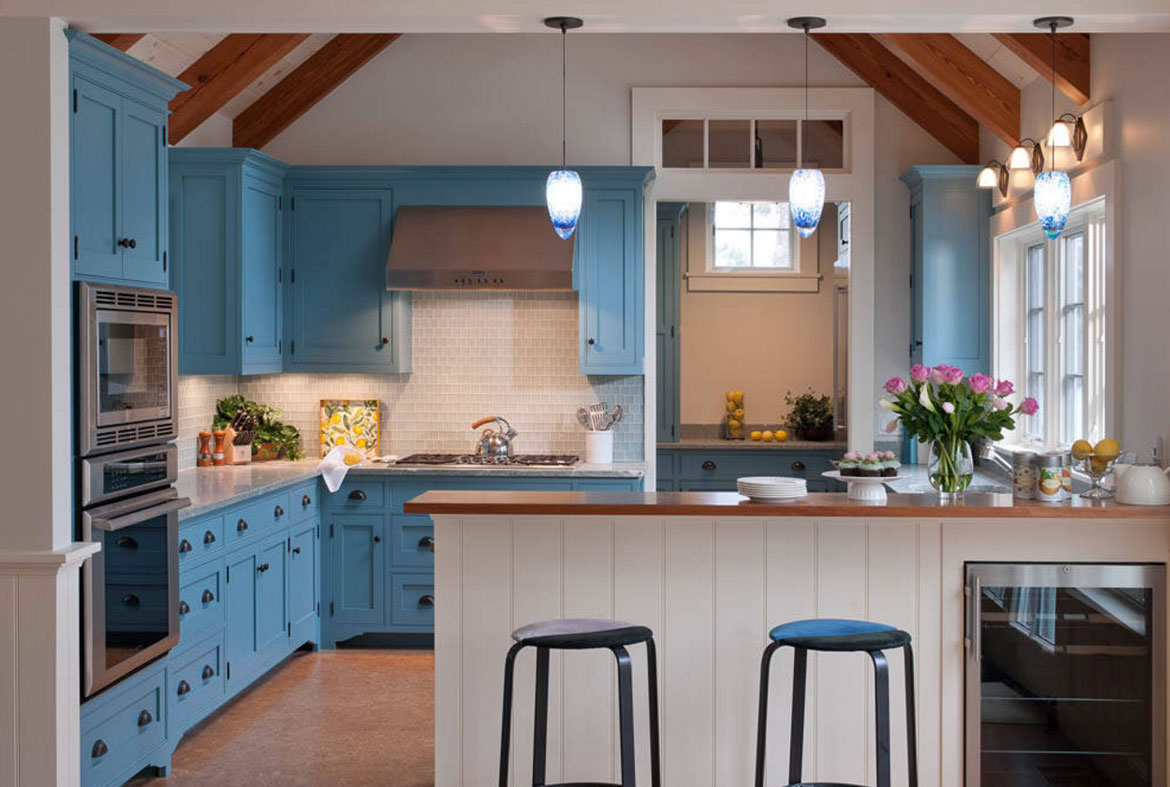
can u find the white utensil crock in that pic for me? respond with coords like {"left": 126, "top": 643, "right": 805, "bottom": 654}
{"left": 585, "top": 430, "right": 614, "bottom": 465}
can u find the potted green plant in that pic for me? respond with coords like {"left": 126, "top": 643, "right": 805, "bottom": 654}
{"left": 213, "top": 394, "right": 305, "bottom": 461}
{"left": 784, "top": 390, "right": 835, "bottom": 441}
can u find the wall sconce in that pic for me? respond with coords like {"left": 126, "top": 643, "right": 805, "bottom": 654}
{"left": 1048, "top": 113, "right": 1088, "bottom": 161}
{"left": 1007, "top": 138, "right": 1044, "bottom": 175}
{"left": 976, "top": 160, "right": 1009, "bottom": 198}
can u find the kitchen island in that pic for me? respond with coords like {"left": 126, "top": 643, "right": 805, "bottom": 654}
{"left": 405, "top": 490, "right": 1170, "bottom": 787}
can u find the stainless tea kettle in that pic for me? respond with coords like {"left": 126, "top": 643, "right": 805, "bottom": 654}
{"left": 472, "top": 416, "right": 518, "bottom": 459}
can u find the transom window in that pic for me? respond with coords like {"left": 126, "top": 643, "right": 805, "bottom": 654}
{"left": 711, "top": 201, "right": 794, "bottom": 270}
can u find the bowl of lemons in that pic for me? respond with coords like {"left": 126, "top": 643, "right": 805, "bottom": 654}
{"left": 1071, "top": 437, "right": 1122, "bottom": 499}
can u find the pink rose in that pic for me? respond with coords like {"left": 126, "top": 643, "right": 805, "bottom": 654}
{"left": 991, "top": 396, "right": 1008, "bottom": 411}
{"left": 884, "top": 377, "right": 908, "bottom": 395}
{"left": 944, "top": 366, "right": 964, "bottom": 385}
{"left": 1020, "top": 397, "right": 1039, "bottom": 415}
{"left": 930, "top": 366, "right": 945, "bottom": 384}
{"left": 995, "top": 379, "right": 1015, "bottom": 397}
{"left": 910, "top": 364, "right": 929, "bottom": 383}
{"left": 969, "top": 373, "right": 993, "bottom": 394}
{"left": 942, "top": 401, "right": 955, "bottom": 414}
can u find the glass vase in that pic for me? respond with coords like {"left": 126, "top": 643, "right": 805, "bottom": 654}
{"left": 927, "top": 438, "right": 974, "bottom": 501}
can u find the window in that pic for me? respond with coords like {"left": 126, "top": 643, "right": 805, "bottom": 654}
{"left": 711, "top": 201, "right": 793, "bottom": 270}
{"left": 659, "top": 116, "right": 846, "bottom": 172}
{"left": 995, "top": 199, "right": 1107, "bottom": 450}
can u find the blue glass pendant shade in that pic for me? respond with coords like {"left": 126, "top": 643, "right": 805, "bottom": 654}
{"left": 546, "top": 169, "right": 583, "bottom": 240}
{"left": 788, "top": 168, "right": 825, "bottom": 238}
{"left": 1034, "top": 170, "right": 1071, "bottom": 239}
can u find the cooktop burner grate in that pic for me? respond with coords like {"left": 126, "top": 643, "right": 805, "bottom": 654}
{"left": 397, "top": 453, "right": 579, "bottom": 466}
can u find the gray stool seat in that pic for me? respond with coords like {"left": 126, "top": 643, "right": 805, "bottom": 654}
{"left": 512, "top": 618, "right": 653, "bottom": 650}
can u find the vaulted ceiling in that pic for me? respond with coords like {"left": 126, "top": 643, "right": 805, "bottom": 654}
{"left": 97, "top": 30, "right": 1091, "bottom": 163}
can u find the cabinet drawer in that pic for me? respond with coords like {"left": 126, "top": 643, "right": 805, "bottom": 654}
{"left": 105, "top": 581, "right": 169, "bottom": 631}
{"left": 390, "top": 516, "right": 434, "bottom": 569}
{"left": 178, "top": 515, "right": 224, "bottom": 565}
{"left": 336, "top": 479, "right": 385, "bottom": 511}
{"left": 178, "top": 558, "right": 224, "bottom": 648}
{"left": 678, "top": 451, "right": 833, "bottom": 480}
{"left": 168, "top": 632, "right": 224, "bottom": 734}
{"left": 389, "top": 573, "right": 435, "bottom": 628}
{"left": 227, "top": 492, "right": 290, "bottom": 544}
{"left": 81, "top": 663, "right": 166, "bottom": 786}
{"left": 288, "top": 481, "right": 319, "bottom": 523}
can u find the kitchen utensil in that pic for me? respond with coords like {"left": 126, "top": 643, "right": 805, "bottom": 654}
{"left": 577, "top": 408, "right": 592, "bottom": 430}
{"left": 822, "top": 470, "right": 905, "bottom": 503}
{"left": 606, "top": 405, "right": 623, "bottom": 430}
{"left": 473, "top": 416, "right": 518, "bottom": 458}
{"left": 1115, "top": 462, "right": 1170, "bottom": 505}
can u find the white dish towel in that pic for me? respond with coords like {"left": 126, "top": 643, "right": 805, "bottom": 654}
{"left": 317, "top": 445, "right": 366, "bottom": 493}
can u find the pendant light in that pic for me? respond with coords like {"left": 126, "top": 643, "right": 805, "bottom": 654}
{"left": 544, "top": 16, "right": 584, "bottom": 240}
{"left": 1033, "top": 16, "right": 1074, "bottom": 239}
{"left": 787, "top": 16, "right": 827, "bottom": 239}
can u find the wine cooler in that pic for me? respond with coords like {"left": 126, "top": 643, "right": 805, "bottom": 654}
{"left": 966, "top": 563, "right": 1165, "bottom": 786}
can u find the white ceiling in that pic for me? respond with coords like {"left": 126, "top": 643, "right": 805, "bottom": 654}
{"left": 3, "top": 0, "right": 1168, "bottom": 32}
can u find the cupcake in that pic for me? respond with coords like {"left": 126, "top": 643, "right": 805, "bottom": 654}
{"left": 881, "top": 450, "right": 901, "bottom": 477}
{"left": 860, "top": 452, "right": 883, "bottom": 477}
{"left": 837, "top": 451, "right": 861, "bottom": 476}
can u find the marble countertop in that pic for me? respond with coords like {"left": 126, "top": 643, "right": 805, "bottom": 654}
{"left": 176, "top": 458, "right": 646, "bottom": 520}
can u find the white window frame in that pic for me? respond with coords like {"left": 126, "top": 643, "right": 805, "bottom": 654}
{"left": 657, "top": 116, "right": 852, "bottom": 174}
{"left": 707, "top": 200, "right": 799, "bottom": 272}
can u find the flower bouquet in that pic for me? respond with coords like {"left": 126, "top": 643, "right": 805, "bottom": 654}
{"left": 880, "top": 365, "right": 1038, "bottom": 499}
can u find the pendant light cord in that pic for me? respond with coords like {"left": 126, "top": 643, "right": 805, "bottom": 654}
{"left": 1049, "top": 21, "right": 1057, "bottom": 171}
{"left": 800, "top": 24, "right": 809, "bottom": 169}
{"left": 561, "top": 25, "right": 567, "bottom": 169}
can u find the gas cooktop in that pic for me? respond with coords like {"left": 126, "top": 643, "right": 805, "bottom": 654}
{"left": 396, "top": 453, "right": 579, "bottom": 467}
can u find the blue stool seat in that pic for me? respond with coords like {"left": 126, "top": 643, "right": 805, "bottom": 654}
{"left": 769, "top": 618, "right": 911, "bottom": 652}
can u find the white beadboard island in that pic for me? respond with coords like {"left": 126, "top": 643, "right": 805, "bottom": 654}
{"left": 405, "top": 490, "right": 1170, "bottom": 787}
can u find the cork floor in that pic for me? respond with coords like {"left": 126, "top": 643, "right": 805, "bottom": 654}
{"left": 129, "top": 648, "right": 435, "bottom": 787}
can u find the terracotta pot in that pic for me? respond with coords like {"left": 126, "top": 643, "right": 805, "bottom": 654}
{"left": 252, "top": 443, "right": 283, "bottom": 461}
{"left": 796, "top": 425, "right": 834, "bottom": 442}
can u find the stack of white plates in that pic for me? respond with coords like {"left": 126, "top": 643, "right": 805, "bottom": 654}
{"left": 736, "top": 476, "right": 808, "bottom": 502}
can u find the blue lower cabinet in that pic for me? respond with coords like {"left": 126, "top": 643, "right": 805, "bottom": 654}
{"left": 177, "top": 558, "right": 224, "bottom": 649}
{"left": 167, "top": 631, "right": 225, "bottom": 739}
{"left": 389, "top": 515, "right": 434, "bottom": 568}
{"left": 389, "top": 573, "right": 435, "bottom": 629}
{"left": 330, "top": 514, "right": 385, "bottom": 629}
{"left": 223, "top": 543, "right": 262, "bottom": 691}
{"left": 256, "top": 533, "right": 289, "bottom": 657}
{"left": 288, "top": 519, "right": 319, "bottom": 645}
{"left": 658, "top": 448, "right": 837, "bottom": 492}
{"left": 80, "top": 659, "right": 168, "bottom": 787}
{"left": 178, "top": 514, "right": 223, "bottom": 566}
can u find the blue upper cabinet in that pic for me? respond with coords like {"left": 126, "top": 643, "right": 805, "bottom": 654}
{"left": 900, "top": 166, "right": 991, "bottom": 375}
{"left": 68, "top": 30, "right": 187, "bottom": 288}
{"left": 169, "top": 149, "right": 288, "bottom": 375}
{"left": 286, "top": 184, "right": 411, "bottom": 373}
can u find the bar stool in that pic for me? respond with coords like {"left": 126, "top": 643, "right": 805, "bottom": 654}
{"left": 754, "top": 618, "right": 917, "bottom": 787}
{"left": 499, "top": 618, "right": 661, "bottom": 787}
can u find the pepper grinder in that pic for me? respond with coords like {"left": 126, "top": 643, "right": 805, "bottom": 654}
{"left": 212, "top": 430, "right": 227, "bottom": 466}
{"left": 197, "top": 430, "right": 213, "bottom": 467}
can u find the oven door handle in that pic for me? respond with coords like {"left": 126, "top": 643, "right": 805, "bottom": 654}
{"left": 91, "top": 497, "right": 191, "bottom": 532}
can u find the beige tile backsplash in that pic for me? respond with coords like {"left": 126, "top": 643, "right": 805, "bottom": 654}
{"left": 176, "top": 292, "right": 643, "bottom": 468}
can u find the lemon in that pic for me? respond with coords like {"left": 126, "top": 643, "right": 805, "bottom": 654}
{"left": 1071, "top": 439, "right": 1094, "bottom": 461}
{"left": 1094, "top": 438, "right": 1121, "bottom": 461}
{"left": 343, "top": 452, "right": 363, "bottom": 466}
{"left": 726, "top": 401, "right": 737, "bottom": 413}
{"left": 727, "top": 418, "right": 742, "bottom": 429}
{"left": 732, "top": 391, "right": 744, "bottom": 406}
{"left": 330, "top": 413, "right": 342, "bottom": 425}
{"left": 762, "top": 430, "right": 774, "bottom": 442}
{"left": 775, "top": 429, "right": 788, "bottom": 442}
{"left": 750, "top": 431, "right": 763, "bottom": 441}
{"left": 726, "top": 390, "right": 736, "bottom": 402}
{"left": 733, "top": 408, "right": 745, "bottom": 419}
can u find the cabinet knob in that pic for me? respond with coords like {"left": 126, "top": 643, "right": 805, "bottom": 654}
{"left": 115, "top": 536, "right": 138, "bottom": 550}
{"left": 381, "top": 337, "right": 389, "bottom": 345}
{"left": 348, "top": 489, "right": 367, "bottom": 501}
{"left": 121, "top": 593, "right": 140, "bottom": 608}
{"left": 701, "top": 460, "right": 717, "bottom": 471}
{"left": 791, "top": 461, "right": 806, "bottom": 472}
{"left": 257, "top": 563, "right": 269, "bottom": 573}
{"left": 245, "top": 335, "right": 254, "bottom": 343}
{"left": 302, "top": 494, "right": 312, "bottom": 507}
{"left": 418, "top": 535, "right": 435, "bottom": 553}
{"left": 118, "top": 237, "right": 137, "bottom": 249}
{"left": 178, "top": 600, "right": 190, "bottom": 616}
{"left": 201, "top": 665, "right": 215, "bottom": 681}
{"left": 204, "top": 530, "right": 217, "bottom": 545}
{"left": 179, "top": 538, "right": 192, "bottom": 553}
{"left": 201, "top": 588, "right": 215, "bottom": 604}
{"left": 418, "top": 594, "right": 435, "bottom": 608}
{"left": 237, "top": 518, "right": 249, "bottom": 532}
{"left": 292, "top": 546, "right": 302, "bottom": 555}
{"left": 92, "top": 739, "right": 108, "bottom": 759}
{"left": 274, "top": 505, "right": 284, "bottom": 517}
{"left": 372, "top": 535, "right": 381, "bottom": 544}
{"left": 176, "top": 680, "right": 191, "bottom": 696}
{"left": 587, "top": 337, "right": 595, "bottom": 345}
{"left": 137, "top": 710, "right": 152, "bottom": 727}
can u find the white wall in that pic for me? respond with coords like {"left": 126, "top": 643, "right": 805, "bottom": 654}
{"left": 982, "top": 33, "right": 1170, "bottom": 455}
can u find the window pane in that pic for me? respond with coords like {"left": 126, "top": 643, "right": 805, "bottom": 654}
{"left": 714, "top": 229, "right": 750, "bottom": 268}
{"left": 752, "top": 229, "right": 791, "bottom": 268}
{"left": 802, "top": 119, "right": 845, "bottom": 169}
{"left": 662, "top": 119, "right": 704, "bottom": 168}
{"left": 714, "top": 201, "right": 751, "bottom": 228}
{"left": 754, "top": 119, "right": 798, "bottom": 169}
{"left": 1061, "top": 232, "right": 1086, "bottom": 444}
{"left": 1025, "top": 244, "right": 1046, "bottom": 443}
{"left": 708, "top": 120, "right": 751, "bottom": 169}
{"left": 753, "top": 202, "right": 787, "bottom": 228}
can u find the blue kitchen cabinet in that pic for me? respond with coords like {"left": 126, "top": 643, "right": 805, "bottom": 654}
{"left": 68, "top": 30, "right": 186, "bottom": 287}
{"left": 330, "top": 513, "right": 386, "bottom": 629}
{"left": 223, "top": 543, "right": 263, "bottom": 692}
{"left": 255, "top": 532, "right": 289, "bottom": 657}
{"left": 656, "top": 203, "right": 685, "bottom": 442}
{"left": 79, "top": 659, "right": 169, "bottom": 786}
{"left": 288, "top": 519, "right": 320, "bottom": 645}
{"left": 286, "top": 186, "right": 411, "bottom": 373}
{"left": 656, "top": 448, "right": 838, "bottom": 492}
{"left": 169, "top": 149, "right": 287, "bottom": 375}
{"left": 579, "top": 187, "right": 644, "bottom": 374}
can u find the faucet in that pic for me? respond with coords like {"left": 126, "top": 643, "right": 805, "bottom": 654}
{"left": 977, "top": 442, "right": 1014, "bottom": 476}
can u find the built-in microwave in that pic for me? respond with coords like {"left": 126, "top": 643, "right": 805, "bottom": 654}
{"left": 76, "top": 282, "right": 177, "bottom": 457}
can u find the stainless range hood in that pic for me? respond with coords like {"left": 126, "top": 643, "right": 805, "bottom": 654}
{"left": 386, "top": 206, "right": 575, "bottom": 290}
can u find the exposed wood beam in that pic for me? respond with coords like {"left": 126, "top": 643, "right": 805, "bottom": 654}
{"left": 993, "top": 32, "right": 1090, "bottom": 105}
{"left": 880, "top": 34, "right": 1020, "bottom": 147}
{"left": 812, "top": 33, "right": 980, "bottom": 164}
{"left": 169, "top": 33, "right": 309, "bottom": 144}
{"left": 233, "top": 34, "right": 400, "bottom": 150}
{"left": 94, "top": 33, "right": 145, "bottom": 51}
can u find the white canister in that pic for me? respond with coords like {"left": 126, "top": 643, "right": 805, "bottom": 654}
{"left": 585, "top": 430, "right": 614, "bottom": 465}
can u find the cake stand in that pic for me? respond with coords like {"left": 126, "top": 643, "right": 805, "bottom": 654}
{"left": 822, "top": 470, "right": 906, "bottom": 503}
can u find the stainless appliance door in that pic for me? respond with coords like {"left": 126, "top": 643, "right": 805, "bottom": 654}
{"left": 965, "top": 563, "right": 1166, "bottom": 787}
{"left": 79, "top": 443, "right": 178, "bottom": 508}
{"left": 82, "top": 488, "right": 189, "bottom": 697}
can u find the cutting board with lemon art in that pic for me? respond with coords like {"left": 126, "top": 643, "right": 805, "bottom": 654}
{"left": 319, "top": 399, "right": 381, "bottom": 459}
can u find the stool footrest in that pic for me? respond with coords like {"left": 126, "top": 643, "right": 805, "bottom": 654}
{"left": 542, "top": 783, "right": 625, "bottom": 786}
{"left": 783, "top": 782, "right": 871, "bottom": 786}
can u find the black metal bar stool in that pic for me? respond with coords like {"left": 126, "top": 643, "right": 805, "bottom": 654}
{"left": 499, "top": 618, "right": 661, "bottom": 787}
{"left": 754, "top": 618, "right": 917, "bottom": 787}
